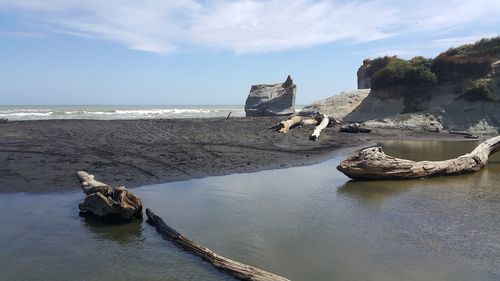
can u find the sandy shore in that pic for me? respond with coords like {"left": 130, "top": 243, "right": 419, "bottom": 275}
{"left": 0, "top": 117, "right": 469, "bottom": 193}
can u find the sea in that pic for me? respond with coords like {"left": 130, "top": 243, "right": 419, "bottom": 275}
{"left": 0, "top": 105, "right": 247, "bottom": 121}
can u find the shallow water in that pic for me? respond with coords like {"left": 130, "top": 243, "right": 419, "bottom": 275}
{"left": 0, "top": 140, "right": 499, "bottom": 281}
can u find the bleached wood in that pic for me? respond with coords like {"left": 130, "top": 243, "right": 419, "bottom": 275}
{"left": 278, "top": 115, "right": 305, "bottom": 133}
{"left": 337, "top": 136, "right": 500, "bottom": 180}
{"left": 146, "top": 209, "right": 290, "bottom": 281}
{"left": 77, "top": 171, "right": 111, "bottom": 195}
{"left": 309, "top": 114, "right": 329, "bottom": 141}
{"left": 76, "top": 171, "right": 142, "bottom": 220}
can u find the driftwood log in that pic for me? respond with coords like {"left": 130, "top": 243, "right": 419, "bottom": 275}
{"left": 277, "top": 113, "right": 336, "bottom": 141}
{"left": 277, "top": 115, "right": 318, "bottom": 133}
{"left": 77, "top": 171, "right": 143, "bottom": 220}
{"left": 146, "top": 209, "right": 290, "bottom": 281}
{"left": 309, "top": 114, "right": 329, "bottom": 141}
{"left": 337, "top": 136, "right": 500, "bottom": 180}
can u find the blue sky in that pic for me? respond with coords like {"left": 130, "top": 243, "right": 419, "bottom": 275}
{"left": 1, "top": 0, "right": 499, "bottom": 105}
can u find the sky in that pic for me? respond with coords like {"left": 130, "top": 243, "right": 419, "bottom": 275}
{"left": 0, "top": 0, "right": 499, "bottom": 105}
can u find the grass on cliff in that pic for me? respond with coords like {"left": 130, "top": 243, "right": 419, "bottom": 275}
{"left": 432, "top": 37, "right": 500, "bottom": 82}
{"left": 364, "top": 36, "right": 500, "bottom": 88}
{"left": 462, "top": 78, "right": 495, "bottom": 102}
{"left": 365, "top": 56, "right": 436, "bottom": 90}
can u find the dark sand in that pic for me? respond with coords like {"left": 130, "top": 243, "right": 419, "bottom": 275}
{"left": 0, "top": 117, "right": 468, "bottom": 193}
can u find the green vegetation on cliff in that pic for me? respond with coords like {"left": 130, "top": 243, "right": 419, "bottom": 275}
{"left": 361, "top": 36, "right": 500, "bottom": 101}
{"left": 365, "top": 56, "right": 436, "bottom": 89}
{"left": 432, "top": 37, "right": 500, "bottom": 82}
{"left": 463, "top": 78, "right": 495, "bottom": 102}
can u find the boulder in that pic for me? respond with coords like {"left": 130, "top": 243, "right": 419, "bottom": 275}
{"left": 0, "top": 118, "right": 8, "bottom": 123}
{"left": 245, "top": 75, "right": 296, "bottom": 117}
{"left": 299, "top": 89, "right": 370, "bottom": 120}
{"left": 76, "top": 171, "right": 142, "bottom": 220}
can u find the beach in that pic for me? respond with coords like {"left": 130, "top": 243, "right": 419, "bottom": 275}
{"left": 0, "top": 117, "right": 468, "bottom": 193}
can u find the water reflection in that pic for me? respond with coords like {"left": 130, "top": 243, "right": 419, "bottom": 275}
{"left": 378, "top": 139, "right": 500, "bottom": 162}
{"left": 337, "top": 180, "right": 409, "bottom": 206}
{"left": 80, "top": 212, "right": 144, "bottom": 245}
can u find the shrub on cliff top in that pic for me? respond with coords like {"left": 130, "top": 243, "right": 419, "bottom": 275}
{"left": 369, "top": 56, "right": 436, "bottom": 89}
{"left": 463, "top": 78, "right": 495, "bottom": 102}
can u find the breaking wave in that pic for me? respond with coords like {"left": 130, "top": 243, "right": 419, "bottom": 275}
{"left": 0, "top": 106, "right": 245, "bottom": 120}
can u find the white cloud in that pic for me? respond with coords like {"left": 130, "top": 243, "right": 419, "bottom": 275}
{"left": 0, "top": 0, "right": 499, "bottom": 54}
{"left": 431, "top": 34, "right": 500, "bottom": 48}
{"left": 357, "top": 32, "right": 500, "bottom": 59}
{"left": 0, "top": 30, "right": 44, "bottom": 38}
{"left": 190, "top": 1, "right": 397, "bottom": 53}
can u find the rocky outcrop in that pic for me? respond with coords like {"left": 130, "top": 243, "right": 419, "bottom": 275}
{"left": 299, "top": 89, "right": 370, "bottom": 119}
{"left": 363, "top": 99, "right": 500, "bottom": 134}
{"left": 77, "top": 171, "right": 143, "bottom": 220}
{"left": 344, "top": 84, "right": 458, "bottom": 122}
{"left": 357, "top": 59, "right": 372, "bottom": 89}
{"left": 363, "top": 113, "right": 445, "bottom": 132}
{"left": 339, "top": 38, "right": 500, "bottom": 134}
{"left": 245, "top": 75, "right": 296, "bottom": 117}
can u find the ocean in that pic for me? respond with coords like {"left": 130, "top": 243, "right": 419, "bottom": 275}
{"left": 0, "top": 105, "right": 246, "bottom": 120}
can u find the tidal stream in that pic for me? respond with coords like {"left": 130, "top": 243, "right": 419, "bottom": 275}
{"left": 1, "top": 140, "right": 499, "bottom": 281}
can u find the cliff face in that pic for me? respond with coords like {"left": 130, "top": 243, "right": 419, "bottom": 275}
{"left": 364, "top": 99, "right": 500, "bottom": 134}
{"left": 245, "top": 75, "right": 296, "bottom": 117}
{"left": 357, "top": 59, "right": 372, "bottom": 89}
{"left": 346, "top": 37, "right": 500, "bottom": 134}
{"left": 493, "top": 60, "right": 500, "bottom": 99}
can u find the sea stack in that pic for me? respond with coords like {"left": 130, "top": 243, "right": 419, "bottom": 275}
{"left": 245, "top": 75, "right": 296, "bottom": 117}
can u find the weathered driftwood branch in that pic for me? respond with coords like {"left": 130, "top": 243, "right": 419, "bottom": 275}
{"left": 309, "top": 114, "right": 329, "bottom": 141}
{"left": 337, "top": 136, "right": 500, "bottom": 180}
{"left": 146, "top": 209, "right": 290, "bottom": 281}
{"left": 277, "top": 115, "right": 317, "bottom": 133}
{"left": 77, "top": 171, "right": 143, "bottom": 220}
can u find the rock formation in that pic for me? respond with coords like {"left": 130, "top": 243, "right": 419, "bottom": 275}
{"left": 299, "top": 89, "right": 370, "bottom": 120}
{"left": 76, "top": 171, "right": 142, "bottom": 220}
{"left": 0, "top": 118, "right": 8, "bottom": 123}
{"left": 245, "top": 75, "right": 296, "bottom": 117}
{"left": 341, "top": 37, "right": 500, "bottom": 134}
{"left": 358, "top": 97, "right": 500, "bottom": 134}
{"left": 357, "top": 59, "right": 372, "bottom": 89}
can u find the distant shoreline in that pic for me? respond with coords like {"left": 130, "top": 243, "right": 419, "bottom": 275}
{"left": 0, "top": 118, "right": 469, "bottom": 193}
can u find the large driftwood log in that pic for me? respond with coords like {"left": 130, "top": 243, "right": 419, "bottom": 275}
{"left": 146, "top": 209, "right": 290, "bottom": 281}
{"left": 77, "top": 171, "right": 142, "bottom": 220}
{"left": 309, "top": 114, "right": 329, "bottom": 141}
{"left": 277, "top": 115, "right": 317, "bottom": 133}
{"left": 337, "top": 136, "right": 500, "bottom": 180}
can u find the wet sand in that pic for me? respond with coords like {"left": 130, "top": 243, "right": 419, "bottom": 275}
{"left": 0, "top": 117, "right": 469, "bottom": 193}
